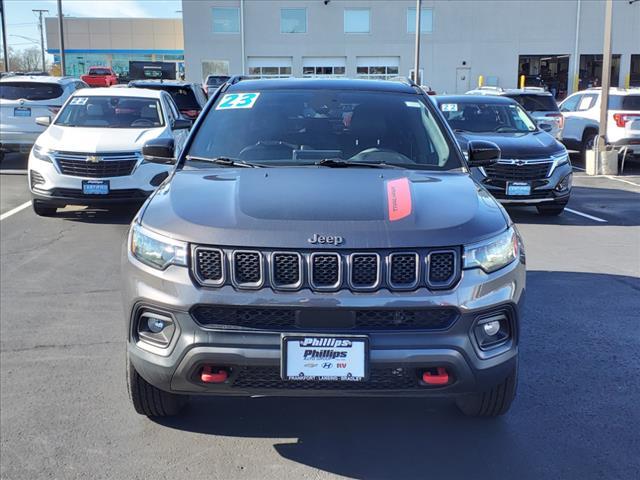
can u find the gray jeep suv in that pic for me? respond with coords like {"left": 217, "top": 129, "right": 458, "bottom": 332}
{"left": 123, "top": 78, "right": 525, "bottom": 418}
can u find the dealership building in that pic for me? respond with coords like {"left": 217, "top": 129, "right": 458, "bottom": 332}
{"left": 45, "top": 17, "right": 184, "bottom": 79}
{"left": 182, "top": 0, "right": 640, "bottom": 98}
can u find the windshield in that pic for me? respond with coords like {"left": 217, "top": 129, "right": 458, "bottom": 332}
{"left": 186, "top": 89, "right": 457, "bottom": 170}
{"left": 139, "top": 85, "right": 199, "bottom": 110}
{"left": 438, "top": 101, "right": 537, "bottom": 133}
{"left": 55, "top": 96, "right": 164, "bottom": 128}
{"left": 88, "top": 68, "right": 111, "bottom": 76}
{"left": 0, "top": 82, "right": 63, "bottom": 101}
{"left": 609, "top": 95, "right": 640, "bottom": 111}
{"left": 207, "top": 76, "right": 230, "bottom": 87}
{"left": 508, "top": 94, "right": 559, "bottom": 112}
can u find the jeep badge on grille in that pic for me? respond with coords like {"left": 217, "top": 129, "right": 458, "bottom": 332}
{"left": 308, "top": 234, "right": 344, "bottom": 245}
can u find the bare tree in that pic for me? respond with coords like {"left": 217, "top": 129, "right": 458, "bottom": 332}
{"left": 1, "top": 46, "right": 51, "bottom": 72}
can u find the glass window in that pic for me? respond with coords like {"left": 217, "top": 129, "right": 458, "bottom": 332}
{"left": 247, "top": 66, "right": 291, "bottom": 79}
{"left": 0, "top": 82, "right": 63, "bottom": 101}
{"left": 609, "top": 95, "right": 640, "bottom": 111}
{"left": 302, "top": 65, "right": 346, "bottom": 78}
{"left": 355, "top": 66, "right": 398, "bottom": 80}
{"left": 187, "top": 90, "right": 456, "bottom": 170}
{"left": 281, "top": 8, "right": 306, "bottom": 33}
{"left": 55, "top": 96, "right": 164, "bottom": 128}
{"left": 133, "top": 84, "right": 200, "bottom": 110}
{"left": 212, "top": 7, "right": 240, "bottom": 33}
{"left": 576, "top": 94, "right": 597, "bottom": 111}
{"left": 507, "top": 94, "right": 559, "bottom": 112}
{"left": 438, "top": 101, "right": 537, "bottom": 133}
{"left": 407, "top": 8, "right": 433, "bottom": 33}
{"left": 560, "top": 94, "right": 581, "bottom": 112}
{"left": 344, "top": 9, "right": 370, "bottom": 33}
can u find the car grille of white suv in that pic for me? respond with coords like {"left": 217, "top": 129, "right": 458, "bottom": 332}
{"left": 53, "top": 151, "right": 139, "bottom": 178}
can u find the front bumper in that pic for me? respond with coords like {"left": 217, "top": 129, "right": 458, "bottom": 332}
{"left": 477, "top": 162, "right": 572, "bottom": 206}
{"left": 123, "top": 246, "right": 526, "bottom": 398}
{"left": 28, "top": 153, "right": 171, "bottom": 207}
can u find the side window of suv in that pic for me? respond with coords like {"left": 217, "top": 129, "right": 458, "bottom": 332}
{"left": 162, "top": 93, "right": 180, "bottom": 123}
{"left": 577, "top": 94, "right": 597, "bottom": 111}
{"left": 560, "top": 94, "right": 581, "bottom": 112}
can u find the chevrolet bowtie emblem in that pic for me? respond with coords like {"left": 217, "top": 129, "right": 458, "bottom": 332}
{"left": 86, "top": 155, "right": 101, "bottom": 163}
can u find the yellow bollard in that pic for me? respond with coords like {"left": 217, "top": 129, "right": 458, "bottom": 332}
{"left": 520, "top": 75, "right": 525, "bottom": 89}
{"left": 625, "top": 74, "right": 630, "bottom": 89}
{"left": 478, "top": 75, "right": 484, "bottom": 88}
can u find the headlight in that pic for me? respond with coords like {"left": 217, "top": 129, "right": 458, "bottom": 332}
{"left": 32, "top": 144, "right": 53, "bottom": 163}
{"left": 549, "top": 151, "right": 570, "bottom": 175}
{"left": 130, "top": 223, "right": 188, "bottom": 270}
{"left": 464, "top": 227, "right": 519, "bottom": 273}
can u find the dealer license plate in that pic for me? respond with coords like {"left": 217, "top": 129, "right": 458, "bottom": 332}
{"left": 506, "top": 182, "right": 531, "bottom": 196}
{"left": 282, "top": 335, "right": 368, "bottom": 382}
{"left": 14, "top": 107, "right": 31, "bottom": 117}
{"left": 82, "top": 180, "right": 110, "bottom": 195}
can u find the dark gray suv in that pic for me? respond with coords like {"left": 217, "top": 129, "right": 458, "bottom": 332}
{"left": 123, "top": 78, "right": 525, "bottom": 418}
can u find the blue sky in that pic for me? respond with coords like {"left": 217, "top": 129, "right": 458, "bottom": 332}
{"left": 3, "top": 0, "right": 182, "bottom": 52}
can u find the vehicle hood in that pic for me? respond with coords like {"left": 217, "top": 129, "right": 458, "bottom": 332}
{"left": 37, "top": 124, "right": 163, "bottom": 153}
{"left": 455, "top": 131, "right": 564, "bottom": 159}
{"left": 141, "top": 168, "right": 509, "bottom": 249}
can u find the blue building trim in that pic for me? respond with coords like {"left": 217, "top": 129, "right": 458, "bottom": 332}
{"left": 47, "top": 49, "right": 184, "bottom": 55}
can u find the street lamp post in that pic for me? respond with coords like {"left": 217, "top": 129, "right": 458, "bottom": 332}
{"left": 33, "top": 9, "right": 49, "bottom": 72}
{"left": 413, "top": 0, "right": 422, "bottom": 84}
{"left": 57, "top": 0, "right": 65, "bottom": 75}
{"left": 1, "top": 0, "right": 9, "bottom": 72}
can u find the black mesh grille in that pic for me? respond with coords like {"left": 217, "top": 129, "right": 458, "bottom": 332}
{"left": 48, "top": 188, "right": 147, "bottom": 199}
{"left": 390, "top": 254, "right": 417, "bottom": 286}
{"left": 272, "top": 253, "right": 300, "bottom": 286}
{"left": 192, "top": 306, "right": 295, "bottom": 329}
{"left": 57, "top": 159, "right": 137, "bottom": 178}
{"left": 232, "top": 366, "right": 419, "bottom": 390}
{"left": 484, "top": 162, "right": 551, "bottom": 181}
{"left": 351, "top": 254, "right": 378, "bottom": 287}
{"left": 191, "top": 306, "right": 457, "bottom": 331}
{"left": 196, "top": 249, "right": 223, "bottom": 282}
{"left": 233, "top": 252, "right": 261, "bottom": 284}
{"left": 311, "top": 254, "right": 340, "bottom": 287}
{"left": 428, "top": 252, "right": 455, "bottom": 284}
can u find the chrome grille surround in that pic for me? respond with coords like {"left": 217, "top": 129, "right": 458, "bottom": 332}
{"left": 52, "top": 151, "right": 140, "bottom": 178}
{"left": 387, "top": 252, "right": 420, "bottom": 290}
{"left": 230, "top": 250, "right": 264, "bottom": 289}
{"left": 348, "top": 253, "right": 381, "bottom": 291}
{"left": 425, "top": 249, "right": 459, "bottom": 289}
{"left": 192, "top": 246, "right": 225, "bottom": 287}
{"left": 308, "top": 252, "right": 342, "bottom": 291}
{"left": 269, "top": 252, "right": 303, "bottom": 290}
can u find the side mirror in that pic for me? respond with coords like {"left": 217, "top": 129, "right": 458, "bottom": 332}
{"left": 171, "top": 118, "right": 192, "bottom": 130}
{"left": 35, "top": 116, "right": 51, "bottom": 127}
{"left": 538, "top": 122, "right": 553, "bottom": 133}
{"left": 467, "top": 140, "right": 500, "bottom": 167}
{"left": 142, "top": 138, "right": 176, "bottom": 165}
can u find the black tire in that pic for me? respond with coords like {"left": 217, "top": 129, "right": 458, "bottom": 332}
{"left": 536, "top": 204, "right": 566, "bottom": 216}
{"left": 456, "top": 366, "right": 517, "bottom": 417}
{"left": 581, "top": 130, "right": 597, "bottom": 161}
{"left": 32, "top": 201, "right": 57, "bottom": 217}
{"left": 126, "top": 359, "right": 186, "bottom": 417}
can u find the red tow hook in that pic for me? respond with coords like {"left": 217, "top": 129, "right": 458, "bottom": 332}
{"left": 201, "top": 366, "right": 228, "bottom": 384}
{"left": 422, "top": 367, "right": 449, "bottom": 386}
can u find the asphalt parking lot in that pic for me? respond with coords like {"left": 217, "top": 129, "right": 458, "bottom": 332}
{"left": 1, "top": 152, "right": 639, "bottom": 480}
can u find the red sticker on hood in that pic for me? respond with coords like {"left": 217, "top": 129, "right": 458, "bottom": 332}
{"left": 387, "top": 178, "right": 412, "bottom": 221}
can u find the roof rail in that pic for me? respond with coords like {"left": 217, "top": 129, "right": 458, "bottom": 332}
{"left": 388, "top": 76, "right": 420, "bottom": 88}
{"left": 478, "top": 86, "right": 504, "bottom": 92}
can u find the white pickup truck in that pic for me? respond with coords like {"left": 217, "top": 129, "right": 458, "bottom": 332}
{"left": 559, "top": 87, "right": 640, "bottom": 158}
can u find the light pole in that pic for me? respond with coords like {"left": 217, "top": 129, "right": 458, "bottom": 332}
{"left": 33, "top": 9, "right": 49, "bottom": 72}
{"left": 596, "top": 0, "right": 613, "bottom": 168}
{"left": 56, "top": 0, "right": 65, "bottom": 75}
{"left": 413, "top": 0, "right": 422, "bottom": 84}
{"left": 1, "top": 0, "right": 9, "bottom": 72}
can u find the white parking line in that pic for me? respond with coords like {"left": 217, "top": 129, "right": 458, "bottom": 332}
{"left": 604, "top": 175, "right": 640, "bottom": 188}
{"left": 572, "top": 165, "right": 586, "bottom": 171}
{"left": 0, "top": 201, "right": 32, "bottom": 221}
{"left": 565, "top": 207, "right": 608, "bottom": 223}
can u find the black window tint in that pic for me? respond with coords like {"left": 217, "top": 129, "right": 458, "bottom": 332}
{"left": 89, "top": 68, "right": 111, "bottom": 76}
{"left": 508, "top": 94, "right": 559, "bottom": 112}
{"left": 609, "top": 95, "right": 640, "bottom": 111}
{"left": 140, "top": 85, "right": 200, "bottom": 110}
{"left": 0, "top": 82, "right": 64, "bottom": 100}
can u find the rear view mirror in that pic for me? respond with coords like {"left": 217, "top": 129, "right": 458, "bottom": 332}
{"left": 142, "top": 138, "right": 176, "bottom": 165}
{"left": 467, "top": 140, "right": 500, "bottom": 167}
{"left": 35, "top": 116, "right": 51, "bottom": 127}
{"left": 171, "top": 118, "right": 192, "bottom": 130}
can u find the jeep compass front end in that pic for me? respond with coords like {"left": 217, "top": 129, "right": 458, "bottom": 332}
{"left": 123, "top": 78, "right": 526, "bottom": 418}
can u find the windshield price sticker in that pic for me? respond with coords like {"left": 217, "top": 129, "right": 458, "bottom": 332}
{"left": 70, "top": 97, "right": 89, "bottom": 105}
{"left": 405, "top": 101, "right": 421, "bottom": 108}
{"left": 441, "top": 103, "right": 458, "bottom": 112}
{"left": 216, "top": 92, "right": 260, "bottom": 110}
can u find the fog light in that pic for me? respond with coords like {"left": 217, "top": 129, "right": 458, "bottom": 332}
{"left": 147, "top": 317, "right": 166, "bottom": 333}
{"left": 483, "top": 320, "right": 501, "bottom": 336}
{"left": 555, "top": 173, "right": 572, "bottom": 192}
{"left": 137, "top": 310, "right": 176, "bottom": 348}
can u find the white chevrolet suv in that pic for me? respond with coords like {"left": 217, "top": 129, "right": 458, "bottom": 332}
{"left": 1, "top": 75, "right": 87, "bottom": 156}
{"left": 28, "top": 88, "right": 191, "bottom": 216}
{"left": 559, "top": 87, "right": 640, "bottom": 158}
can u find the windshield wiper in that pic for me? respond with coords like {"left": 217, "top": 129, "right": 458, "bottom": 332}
{"left": 185, "top": 155, "right": 264, "bottom": 168}
{"left": 315, "top": 158, "right": 405, "bottom": 169}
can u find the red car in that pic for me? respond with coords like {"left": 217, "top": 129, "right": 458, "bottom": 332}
{"left": 81, "top": 67, "right": 118, "bottom": 87}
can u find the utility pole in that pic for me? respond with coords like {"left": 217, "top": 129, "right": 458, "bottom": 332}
{"left": 56, "top": 0, "right": 65, "bottom": 75}
{"left": 413, "top": 0, "right": 422, "bottom": 84}
{"left": 33, "top": 9, "right": 49, "bottom": 72}
{"left": 596, "top": 0, "right": 613, "bottom": 160}
{"left": 1, "top": 0, "right": 9, "bottom": 72}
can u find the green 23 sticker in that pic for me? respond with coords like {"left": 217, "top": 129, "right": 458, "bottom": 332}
{"left": 216, "top": 92, "right": 260, "bottom": 110}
